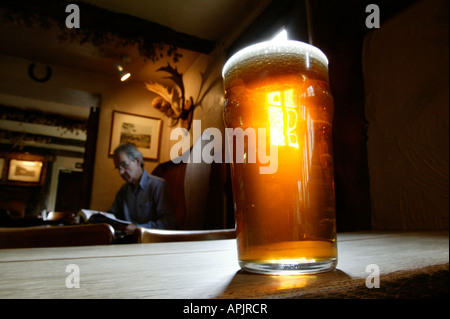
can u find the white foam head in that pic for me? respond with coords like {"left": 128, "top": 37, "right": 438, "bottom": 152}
{"left": 222, "top": 40, "right": 329, "bottom": 79}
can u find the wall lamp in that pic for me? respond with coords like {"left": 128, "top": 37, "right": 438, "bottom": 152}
{"left": 115, "top": 55, "right": 131, "bottom": 81}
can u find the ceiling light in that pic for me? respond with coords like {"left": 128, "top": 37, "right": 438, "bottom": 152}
{"left": 115, "top": 64, "right": 131, "bottom": 81}
{"left": 115, "top": 55, "right": 131, "bottom": 81}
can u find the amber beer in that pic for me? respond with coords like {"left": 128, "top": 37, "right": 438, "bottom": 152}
{"left": 222, "top": 40, "right": 337, "bottom": 274}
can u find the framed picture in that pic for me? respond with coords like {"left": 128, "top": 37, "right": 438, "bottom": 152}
{"left": 7, "top": 159, "right": 43, "bottom": 183}
{"left": 109, "top": 111, "right": 162, "bottom": 160}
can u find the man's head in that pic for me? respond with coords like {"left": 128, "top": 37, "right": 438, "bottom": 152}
{"left": 113, "top": 143, "right": 144, "bottom": 186}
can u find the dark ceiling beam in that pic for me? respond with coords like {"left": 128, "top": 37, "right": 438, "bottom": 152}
{"left": 0, "top": 0, "right": 215, "bottom": 59}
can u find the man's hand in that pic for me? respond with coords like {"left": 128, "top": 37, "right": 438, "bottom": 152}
{"left": 124, "top": 223, "right": 138, "bottom": 235}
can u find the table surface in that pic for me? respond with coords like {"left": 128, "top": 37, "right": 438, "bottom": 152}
{"left": 0, "top": 231, "right": 448, "bottom": 299}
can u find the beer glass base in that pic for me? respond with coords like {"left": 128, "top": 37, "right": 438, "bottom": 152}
{"left": 239, "top": 259, "right": 337, "bottom": 275}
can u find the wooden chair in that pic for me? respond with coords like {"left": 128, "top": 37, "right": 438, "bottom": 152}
{"left": 45, "top": 211, "right": 78, "bottom": 224}
{"left": 135, "top": 227, "right": 236, "bottom": 243}
{"left": 152, "top": 129, "right": 234, "bottom": 230}
{"left": 0, "top": 200, "right": 26, "bottom": 219}
{"left": 0, "top": 223, "right": 115, "bottom": 249}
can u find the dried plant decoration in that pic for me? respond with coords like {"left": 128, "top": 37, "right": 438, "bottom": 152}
{"left": 145, "top": 64, "right": 196, "bottom": 131}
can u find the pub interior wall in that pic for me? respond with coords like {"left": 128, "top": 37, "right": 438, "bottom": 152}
{"left": 363, "top": 0, "right": 449, "bottom": 230}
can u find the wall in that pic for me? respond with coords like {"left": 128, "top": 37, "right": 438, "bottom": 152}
{"left": 0, "top": 52, "right": 184, "bottom": 212}
{"left": 90, "top": 80, "right": 167, "bottom": 211}
{"left": 0, "top": 16, "right": 243, "bottom": 223}
{"left": 363, "top": 0, "right": 449, "bottom": 230}
{"left": 0, "top": 54, "right": 109, "bottom": 216}
{"left": 0, "top": 51, "right": 228, "bottom": 219}
{"left": 308, "top": 0, "right": 372, "bottom": 231}
{"left": 89, "top": 49, "right": 227, "bottom": 212}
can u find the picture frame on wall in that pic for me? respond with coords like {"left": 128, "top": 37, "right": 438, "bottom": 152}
{"left": 7, "top": 159, "right": 43, "bottom": 183}
{"left": 109, "top": 111, "right": 162, "bottom": 160}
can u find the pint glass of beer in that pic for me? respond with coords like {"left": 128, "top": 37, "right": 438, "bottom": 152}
{"left": 222, "top": 40, "right": 337, "bottom": 274}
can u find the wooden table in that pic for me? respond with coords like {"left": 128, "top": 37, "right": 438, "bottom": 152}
{"left": 0, "top": 231, "right": 448, "bottom": 300}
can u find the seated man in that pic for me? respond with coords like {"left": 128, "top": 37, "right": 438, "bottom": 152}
{"left": 109, "top": 143, "right": 177, "bottom": 234}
